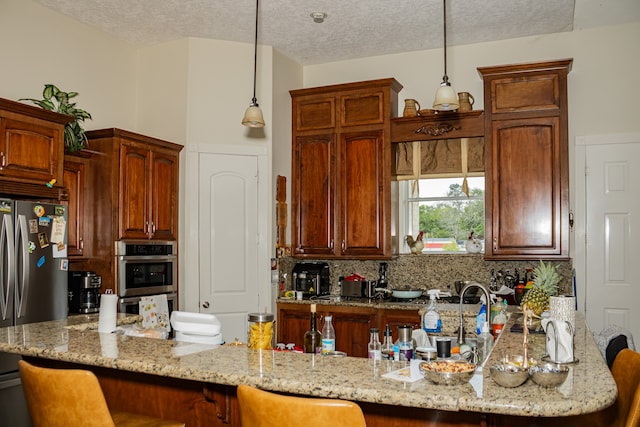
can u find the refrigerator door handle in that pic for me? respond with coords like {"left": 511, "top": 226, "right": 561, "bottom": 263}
{"left": 15, "top": 215, "right": 30, "bottom": 319}
{"left": 0, "top": 214, "right": 15, "bottom": 321}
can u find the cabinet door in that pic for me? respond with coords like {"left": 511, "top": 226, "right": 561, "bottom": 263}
{"left": 276, "top": 307, "right": 309, "bottom": 347}
{"left": 119, "top": 142, "right": 150, "bottom": 239}
{"left": 149, "top": 149, "right": 179, "bottom": 241}
{"left": 378, "top": 310, "right": 421, "bottom": 342}
{"left": 339, "top": 130, "right": 386, "bottom": 257}
{"left": 325, "top": 310, "right": 375, "bottom": 357}
{"left": 292, "top": 134, "right": 335, "bottom": 256}
{"left": 486, "top": 116, "right": 568, "bottom": 258}
{"left": 0, "top": 117, "right": 63, "bottom": 183}
{"left": 63, "top": 159, "right": 85, "bottom": 256}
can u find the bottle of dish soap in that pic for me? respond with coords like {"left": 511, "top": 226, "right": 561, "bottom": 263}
{"left": 423, "top": 290, "right": 442, "bottom": 333}
{"left": 476, "top": 295, "right": 487, "bottom": 335}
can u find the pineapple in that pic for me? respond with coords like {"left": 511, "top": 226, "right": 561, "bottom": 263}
{"left": 521, "top": 260, "right": 560, "bottom": 315}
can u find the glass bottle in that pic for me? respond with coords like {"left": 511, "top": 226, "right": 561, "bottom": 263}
{"left": 477, "top": 321, "right": 494, "bottom": 365}
{"left": 381, "top": 324, "right": 394, "bottom": 360}
{"left": 303, "top": 303, "right": 321, "bottom": 354}
{"left": 321, "top": 315, "right": 335, "bottom": 355}
{"left": 368, "top": 328, "right": 382, "bottom": 360}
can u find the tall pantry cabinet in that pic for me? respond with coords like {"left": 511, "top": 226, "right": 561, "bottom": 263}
{"left": 478, "top": 59, "right": 572, "bottom": 260}
{"left": 290, "top": 78, "right": 402, "bottom": 259}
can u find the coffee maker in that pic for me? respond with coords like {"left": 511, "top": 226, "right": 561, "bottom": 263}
{"left": 68, "top": 271, "right": 102, "bottom": 314}
{"left": 292, "top": 262, "right": 330, "bottom": 297}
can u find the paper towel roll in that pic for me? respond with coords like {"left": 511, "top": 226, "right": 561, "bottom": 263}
{"left": 550, "top": 295, "right": 576, "bottom": 332}
{"left": 98, "top": 292, "right": 118, "bottom": 333}
{"left": 99, "top": 333, "right": 119, "bottom": 358}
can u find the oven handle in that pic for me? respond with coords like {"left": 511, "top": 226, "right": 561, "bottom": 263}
{"left": 118, "top": 255, "right": 176, "bottom": 262}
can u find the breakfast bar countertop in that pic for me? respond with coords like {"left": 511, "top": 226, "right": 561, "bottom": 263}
{"left": 0, "top": 311, "right": 616, "bottom": 418}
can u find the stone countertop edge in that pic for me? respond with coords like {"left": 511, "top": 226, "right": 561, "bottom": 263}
{"left": 0, "top": 311, "right": 617, "bottom": 418}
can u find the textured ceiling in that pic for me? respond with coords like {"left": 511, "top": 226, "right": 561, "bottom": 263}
{"left": 34, "top": 0, "right": 640, "bottom": 65}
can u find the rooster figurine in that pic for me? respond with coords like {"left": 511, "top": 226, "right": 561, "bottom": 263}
{"left": 405, "top": 231, "right": 425, "bottom": 254}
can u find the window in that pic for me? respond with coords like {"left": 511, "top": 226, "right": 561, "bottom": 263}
{"left": 400, "top": 177, "right": 484, "bottom": 253}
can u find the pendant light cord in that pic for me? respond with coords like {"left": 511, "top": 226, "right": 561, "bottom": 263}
{"left": 442, "top": 0, "right": 448, "bottom": 81}
{"left": 251, "top": 0, "right": 259, "bottom": 104}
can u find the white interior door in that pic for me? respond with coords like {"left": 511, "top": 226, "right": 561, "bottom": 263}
{"left": 584, "top": 138, "right": 640, "bottom": 342}
{"left": 196, "top": 150, "right": 269, "bottom": 344}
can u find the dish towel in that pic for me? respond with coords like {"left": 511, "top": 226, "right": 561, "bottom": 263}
{"left": 139, "top": 294, "right": 171, "bottom": 334}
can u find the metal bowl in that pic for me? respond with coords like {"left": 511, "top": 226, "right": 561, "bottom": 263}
{"left": 454, "top": 281, "right": 480, "bottom": 296}
{"left": 489, "top": 363, "right": 529, "bottom": 388}
{"left": 419, "top": 360, "right": 476, "bottom": 386}
{"left": 529, "top": 362, "right": 569, "bottom": 387}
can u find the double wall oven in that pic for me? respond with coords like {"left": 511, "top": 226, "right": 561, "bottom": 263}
{"left": 115, "top": 241, "right": 177, "bottom": 315}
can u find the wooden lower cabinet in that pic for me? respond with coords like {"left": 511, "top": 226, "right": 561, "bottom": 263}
{"left": 27, "top": 357, "right": 600, "bottom": 427}
{"left": 277, "top": 303, "right": 420, "bottom": 357}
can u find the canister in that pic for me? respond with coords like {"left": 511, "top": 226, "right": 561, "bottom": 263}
{"left": 247, "top": 312, "right": 274, "bottom": 349}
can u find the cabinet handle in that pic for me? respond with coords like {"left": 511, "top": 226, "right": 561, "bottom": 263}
{"left": 330, "top": 240, "right": 334, "bottom": 250}
{"left": 0, "top": 152, "right": 4, "bottom": 170}
{"left": 341, "top": 240, "right": 345, "bottom": 251}
{"left": 202, "top": 301, "right": 210, "bottom": 309}
{"left": 79, "top": 238, "right": 84, "bottom": 250}
{"left": 493, "top": 237, "right": 498, "bottom": 251}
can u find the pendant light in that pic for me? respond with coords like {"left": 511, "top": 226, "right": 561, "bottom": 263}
{"left": 242, "top": 0, "right": 265, "bottom": 127}
{"left": 432, "top": 0, "right": 459, "bottom": 111}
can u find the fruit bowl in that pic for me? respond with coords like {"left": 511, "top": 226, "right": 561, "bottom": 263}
{"left": 529, "top": 362, "right": 569, "bottom": 387}
{"left": 419, "top": 360, "right": 476, "bottom": 386}
{"left": 489, "top": 363, "right": 529, "bottom": 388}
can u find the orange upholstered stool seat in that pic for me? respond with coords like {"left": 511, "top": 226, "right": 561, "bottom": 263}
{"left": 237, "top": 384, "right": 367, "bottom": 427}
{"left": 18, "top": 360, "right": 184, "bottom": 427}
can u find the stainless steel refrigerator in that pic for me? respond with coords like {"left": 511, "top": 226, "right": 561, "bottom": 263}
{"left": 0, "top": 198, "right": 69, "bottom": 427}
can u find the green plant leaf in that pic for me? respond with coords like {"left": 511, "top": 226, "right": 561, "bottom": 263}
{"left": 20, "top": 84, "right": 92, "bottom": 152}
{"left": 43, "top": 84, "right": 58, "bottom": 100}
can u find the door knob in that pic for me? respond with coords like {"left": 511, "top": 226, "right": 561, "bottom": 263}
{"left": 202, "top": 301, "right": 210, "bottom": 309}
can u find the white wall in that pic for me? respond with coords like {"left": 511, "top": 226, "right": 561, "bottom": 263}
{"left": 271, "top": 50, "right": 303, "bottom": 255}
{"left": 0, "top": 0, "right": 138, "bottom": 132}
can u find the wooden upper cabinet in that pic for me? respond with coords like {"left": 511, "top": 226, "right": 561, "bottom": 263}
{"left": 290, "top": 78, "right": 402, "bottom": 259}
{"left": 478, "top": 59, "right": 572, "bottom": 260}
{"left": 340, "top": 130, "right": 386, "bottom": 257}
{"left": 0, "top": 98, "right": 71, "bottom": 186}
{"left": 293, "top": 134, "right": 335, "bottom": 256}
{"left": 148, "top": 148, "right": 179, "bottom": 240}
{"left": 86, "top": 128, "right": 183, "bottom": 242}
{"left": 119, "top": 139, "right": 180, "bottom": 240}
{"left": 63, "top": 158, "right": 85, "bottom": 256}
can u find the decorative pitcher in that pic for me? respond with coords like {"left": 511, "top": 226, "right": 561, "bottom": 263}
{"left": 403, "top": 99, "right": 420, "bottom": 117}
{"left": 457, "top": 92, "right": 474, "bottom": 112}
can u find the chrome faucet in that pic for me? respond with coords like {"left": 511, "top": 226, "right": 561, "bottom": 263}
{"left": 457, "top": 282, "right": 492, "bottom": 345}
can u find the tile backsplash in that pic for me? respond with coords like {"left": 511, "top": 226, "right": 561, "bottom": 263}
{"left": 279, "top": 254, "right": 573, "bottom": 296}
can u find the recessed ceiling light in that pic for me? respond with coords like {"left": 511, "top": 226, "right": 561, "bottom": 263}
{"left": 310, "top": 12, "right": 327, "bottom": 23}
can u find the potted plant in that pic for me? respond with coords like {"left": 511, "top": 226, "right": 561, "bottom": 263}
{"left": 20, "top": 84, "right": 92, "bottom": 152}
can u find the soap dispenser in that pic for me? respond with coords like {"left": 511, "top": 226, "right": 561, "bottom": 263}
{"left": 423, "top": 290, "right": 442, "bottom": 333}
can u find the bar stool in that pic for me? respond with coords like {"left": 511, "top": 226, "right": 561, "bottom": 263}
{"left": 18, "top": 360, "right": 185, "bottom": 427}
{"left": 609, "top": 349, "right": 640, "bottom": 427}
{"left": 237, "top": 384, "right": 367, "bottom": 427}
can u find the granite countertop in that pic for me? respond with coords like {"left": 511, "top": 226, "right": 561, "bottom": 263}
{"left": 0, "top": 311, "right": 616, "bottom": 417}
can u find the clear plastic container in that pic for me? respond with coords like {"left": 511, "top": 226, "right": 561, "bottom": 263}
{"left": 248, "top": 312, "right": 274, "bottom": 349}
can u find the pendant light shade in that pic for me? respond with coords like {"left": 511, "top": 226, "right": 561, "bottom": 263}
{"left": 433, "top": 0, "right": 459, "bottom": 111}
{"left": 242, "top": 0, "right": 265, "bottom": 127}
